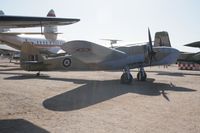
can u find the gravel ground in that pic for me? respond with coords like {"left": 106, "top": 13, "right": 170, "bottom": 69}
{"left": 0, "top": 58, "right": 199, "bottom": 133}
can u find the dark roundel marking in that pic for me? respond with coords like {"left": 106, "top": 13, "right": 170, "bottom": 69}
{"left": 63, "top": 58, "right": 71, "bottom": 68}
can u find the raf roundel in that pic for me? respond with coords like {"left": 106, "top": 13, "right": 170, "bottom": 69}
{"left": 63, "top": 58, "right": 71, "bottom": 68}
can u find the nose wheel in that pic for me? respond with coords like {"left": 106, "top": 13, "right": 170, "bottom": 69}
{"left": 137, "top": 67, "right": 147, "bottom": 81}
{"left": 121, "top": 66, "right": 133, "bottom": 84}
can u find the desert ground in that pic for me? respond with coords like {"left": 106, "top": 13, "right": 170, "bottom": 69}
{"left": 0, "top": 58, "right": 199, "bottom": 133}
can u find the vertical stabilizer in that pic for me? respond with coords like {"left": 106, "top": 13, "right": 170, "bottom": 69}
{"left": 154, "top": 31, "right": 171, "bottom": 47}
{"left": 20, "top": 42, "right": 45, "bottom": 71}
{"left": 44, "top": 9, "right": 57, "bottom": 40}
{"left": 0, "top": 10, "right": 10, "bottom": 32}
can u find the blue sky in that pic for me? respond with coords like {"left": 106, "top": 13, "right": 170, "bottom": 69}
{"left": 1, "top": 0, "right": 200, "bottom": 52}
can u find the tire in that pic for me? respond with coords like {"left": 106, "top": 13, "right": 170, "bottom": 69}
{"left": 120, "top": 73, "right": 133, "bottom": 84}
{"left": 137, "top": 71, "right": 147, "bottom": 81}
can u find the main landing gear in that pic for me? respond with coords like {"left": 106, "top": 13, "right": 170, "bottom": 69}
{"left": 120, "top": 67, "right": 133, "bottom": 84}
{"left": 120, "top": 66, "right": 147, "bottom": 84}
{"left": 137, "top": 67, "right": 147, "bottom": 81}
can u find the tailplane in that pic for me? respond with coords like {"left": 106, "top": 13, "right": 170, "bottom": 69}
{"left": 154, "top": 31, "right": 171, "bottom": 47}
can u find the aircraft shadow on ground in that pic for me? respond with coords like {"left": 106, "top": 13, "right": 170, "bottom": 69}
{"left": 4, "top": 74, "right": 196, "bottom": 111}
{"left": 42, "top": 78, "right": 196, "bottom": 111}
{"left": 138, "top": 70, "right": 200, "bottom": 77}
{"left": 0, "top": 119, "right": 49, "bottom": 133}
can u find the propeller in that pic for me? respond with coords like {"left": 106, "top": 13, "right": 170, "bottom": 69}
{"left": 148, "top": 28, "right": 156, "bottom": 66}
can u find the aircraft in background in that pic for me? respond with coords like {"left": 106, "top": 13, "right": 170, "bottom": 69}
{"left": 177, "top": 41, "right": 200, "bottom": 64}
{"left": 20, "top": 29, "right": 180, "bottom": 84}
{"left": 0, "top": 9, "right": 80, "bottom": 56}
{"left": 101, "top": 39, "right": 122, "bottom": 48}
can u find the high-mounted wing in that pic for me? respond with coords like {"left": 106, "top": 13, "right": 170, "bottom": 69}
{"left": 0, "top": 15, "right": 80, "bottom": 28}
{"left": 61, "top": 40, "right": 127, "bottom": 63}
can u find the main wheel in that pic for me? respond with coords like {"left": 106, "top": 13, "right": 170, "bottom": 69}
{"left": 137, "top": 71, "right": 147, "bottom": 81}
{"left": 120, "top": 73, "right": 133, "bottom": 84}
{"left": 36, "top": 72, "right": 40, "bottom": 76}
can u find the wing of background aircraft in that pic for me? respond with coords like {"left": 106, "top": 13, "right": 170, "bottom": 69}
{"left": 0, "top": 44, "right": 19, "bottom": 52}
{"left": 0, "top": 15, "right": 80, "bottom": 28}
{"left": 184, "top": 41, "right": 200, "bottom": 48}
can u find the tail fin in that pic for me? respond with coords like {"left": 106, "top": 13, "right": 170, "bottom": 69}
{"left": 20, "top": 42, "right": 45, "bottom": 71}
{"left": 154, "top": 31, "right": 171, "bottom": 47}
{"left": 44, "top": 9, "right": 58, "bottom": 40}
{"left": 0, "top": 10, "right": 10, "bottom": 32}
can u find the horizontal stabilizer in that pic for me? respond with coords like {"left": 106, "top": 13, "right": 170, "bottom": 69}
{"left": 0, "top": 15, "right": 80, "bottom": 28}
{"left": 62, "top": 40, "right": 127, "bottom": 63}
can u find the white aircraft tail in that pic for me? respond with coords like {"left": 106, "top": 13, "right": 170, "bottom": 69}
{"left": 0, "top": 10, "right": 10, "bottom": 32}
{"left": 154, "top": 31, "right": 171, "bottom": 47}
{"left": 44, "top": 9, "right": 58, "bottom": 40}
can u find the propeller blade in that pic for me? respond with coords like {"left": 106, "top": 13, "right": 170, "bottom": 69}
{"left": 148, "top": 28, "right": 156, "bottom": 66}
{"left": 148, "top": 28, "right": 153, "bottom": 52}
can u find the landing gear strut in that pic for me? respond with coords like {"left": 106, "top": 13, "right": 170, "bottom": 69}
{"left": 121, "top": 66, "right": 133, "bottom": 84}
{"left": 137, "top": 67, "right": 147, "bottom": 81}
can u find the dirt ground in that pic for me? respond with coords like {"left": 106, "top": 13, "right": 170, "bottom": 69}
{"left": 0, "top": 58, "right": 199, "bottom": 133}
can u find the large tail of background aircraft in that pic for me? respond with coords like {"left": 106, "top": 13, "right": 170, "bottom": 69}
{"left": 44, "top": 9, "right": 58, "bottom": 40}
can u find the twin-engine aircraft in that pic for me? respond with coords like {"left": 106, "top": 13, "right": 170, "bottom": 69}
{"left": 0, "top": 10, "right": 180, "bottom": 84}
{"left": 20, "top": 29, "right": 179, "bottom": 84}
{"left": 0, "top": 9, "right": 79, "bottom": 55}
